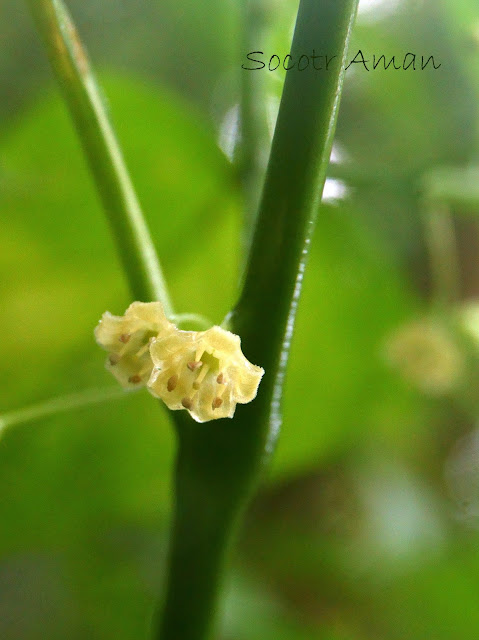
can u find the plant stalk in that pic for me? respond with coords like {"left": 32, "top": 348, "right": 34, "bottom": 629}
{"left": 423, "top": 203, "right": 460, "bottom": 308}
{"left": 233, "top": 0, "right": 358, "bottom": 452}
{"left": 157, "top": 2, "right": 358, "bottom": 639}
{"left": 26, "top": 0, "right": 173, "bottom": 310}
{"left": 235, "top": 0, "right": 270, "bottom": 258}
{"left": 0, "top": 386, "right": 127, "bottom": 437}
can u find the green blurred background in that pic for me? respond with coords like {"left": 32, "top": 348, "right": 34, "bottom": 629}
{"left": 2, "top": 0, "right": 479, "bottom": 638}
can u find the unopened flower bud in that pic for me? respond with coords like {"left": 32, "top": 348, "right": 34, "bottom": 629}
{"left": 384, "top": 318, "right": 463, "bottom": 395}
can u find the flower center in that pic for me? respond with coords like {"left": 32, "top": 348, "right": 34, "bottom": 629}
{"left": 112, "top": 330, "right": 159, "bottom": 384}
{"left": 166, "top": 349, "right": 227, "bottom": 411}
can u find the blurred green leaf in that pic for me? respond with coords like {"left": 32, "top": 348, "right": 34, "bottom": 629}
{"left": 0, "top": 73, "right": 240, "bottom": 406}
{"left": 2, "top": 2, "right": 479, "bottom": 639}
{"left": 422, "top": 165, "right": 479, "bottom": 211}
{"left": 0, "top": 73, "right": 240, "bottom": 638}
{"left": 272, "top": 202, "right": 424, "bottom": 478}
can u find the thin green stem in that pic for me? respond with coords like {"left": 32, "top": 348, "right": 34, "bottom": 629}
{"left": 26, "top": 0, "right": 173, "bottom": 311}
{"left": 423, "top": 203, "right": 460, "bottom": 308}
{"left": 156, "top": 3, "right": 358, "bottom": 640}
{"left": 235, "top": 0, "right": 269, "bottom": 257}
{"left": 169, "top": 313, "right": 213, "bottom": 331}
{"left": 0, "top": 386, "right": 128, "bottom": 438}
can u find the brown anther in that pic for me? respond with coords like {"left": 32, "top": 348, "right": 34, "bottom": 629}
{"left": 109, "top": 354, "right": 120, "bottom": 366}
{"left": 167, "top": 375, "right": 178, "bottom": 392}
{"left": 119, "top": 333, "right": 131, "bottom": 344}
{"left": 212, "top": 397, "right": 223, "bottom": 410}
{"left": 181, "top": 397, "right": 193, "bottom": 409}
{"left": 216, "top": 373, "right": 224, "bottom": 384}
{"left": 187, "top": 361, "right": 203, "bottom": 371}
{"left": 128, "top": 374, "right": 142, "bottom": 384}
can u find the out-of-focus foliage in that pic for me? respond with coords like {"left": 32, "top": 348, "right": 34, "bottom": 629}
{"left": 2, "top": 0, "right": 479, "bottom": 638}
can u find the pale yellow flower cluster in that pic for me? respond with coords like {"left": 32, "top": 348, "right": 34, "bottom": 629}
{"left": 94, "top": 302, "right": 264, "bottom": 422}
{"left": 384, "top": 318, "right": 463, "bottom": 395}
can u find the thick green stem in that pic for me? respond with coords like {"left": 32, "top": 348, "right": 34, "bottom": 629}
{"left": 233, "top": 0, "right": 358, "bottom": 447}
{"left": 157, "top": 2, "right": 358, "bottom": 639}
{"left": 156, "top": 413, "right": 258, "bottom": 640}
{"left": 26, "top": 0, "right": 173, "bottom": 310}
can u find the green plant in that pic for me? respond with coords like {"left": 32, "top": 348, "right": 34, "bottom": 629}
{"left": 15, "top": 1, "right": 359, "bottom": 638}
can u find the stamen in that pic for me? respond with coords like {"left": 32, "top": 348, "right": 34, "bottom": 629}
{"left": 109, "top": 354, "right": 120, "bottom": 366}
{"left": 217, "top": 383, "right": 228, "bottom": 399}
{"left": 216, "top": 372, "right": 224, "bottom": 384}
{"left": 138, "top": 363, "right": 152, "bottom": 377}
{"left": 212, "top": 397, "right": 223, "bottom": 410}
{"left": 136, "top": 337, "right": 153, "bottom": 358}
{"left": 182, "top": 397, "right": 193, "bottom": 409}
{"left": 187, "top": 361, "right": 203, "bottom": 371}
{"left": 193, "top": 363, "right": 210, "bottom": 390}
{"left": 118, "top": 334, "right": 133, "bottom": 356}
{"left": 167, "top": 375, "right": 178, "bottom": 392}
{"left": 128, "top": 374, "right": 142, "bottom": 384}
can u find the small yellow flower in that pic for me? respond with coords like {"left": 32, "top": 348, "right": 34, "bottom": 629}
{"left": 148, "top": 325, "right": 264, "bottom": 423}
{"left": 95, "top": 302, "right": 265, "bottom": 421}
{"left": 94, "top": 301, "right": 172, "bottom": 389}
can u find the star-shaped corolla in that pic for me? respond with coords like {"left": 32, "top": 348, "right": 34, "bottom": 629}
{"left": 147, "top": 325, "right": 264, "bottom": 423}
{"left": 94, "top": 301, "right": 173, "bottom": 389}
